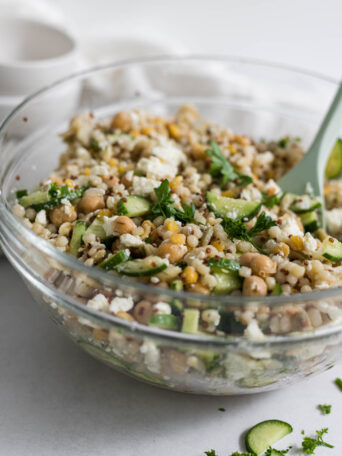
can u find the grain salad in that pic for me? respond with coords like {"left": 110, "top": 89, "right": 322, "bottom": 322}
{"left": 13, "top": 105, "right": 342, "bottom": 340}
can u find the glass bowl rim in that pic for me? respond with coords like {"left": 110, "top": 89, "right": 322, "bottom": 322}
{"left": 1, "top": 54, "right": 342, "bottom": 338}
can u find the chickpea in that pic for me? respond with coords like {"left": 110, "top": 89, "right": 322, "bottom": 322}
{"left": 113, "top": 216, "right": 136, "bottom": 235}
{"left": 243, "top": 275, "right": 267, "bottom": 296}
{"left": 49, "top": 205, "right": 77, "bottom": 227}
{"left": 250, "top": 254, "right": 276, "bottom": 277}
{"left": 133, "top": 300, "right": 153, "bottom": 324}
{"left": 79, "top": 194, "right": 105, "bottom": 214}
{"left": 189, "top": 283, "right": 210, "bottom": 295}
{"left": 103, "top": 175, "right": 119, "bottom": 188}
{"left": 239, "top": 252, "right": 259, "bottom": 267}
{"left": 157, "top": 241, "right": 186, "bottom": 263}
{"left": 111, "top": 112, "right": 132, "bottom": 131}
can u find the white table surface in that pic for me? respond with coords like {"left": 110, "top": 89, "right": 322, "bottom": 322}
{"left": 2, "top": 0, "right": 342, "bottom": 454}
{"left": 1, "top": 258, "right": 341, "bottom": 455}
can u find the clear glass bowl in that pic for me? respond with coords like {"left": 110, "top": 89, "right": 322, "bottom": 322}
{"left": 1, "top": 56, "right": 342, "bottom": 395}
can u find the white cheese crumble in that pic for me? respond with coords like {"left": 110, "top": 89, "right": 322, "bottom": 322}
{"left": 151, "top": 137, "right": 186, "bottom": 166}
{"left": 140, "top": 340, "right": 160, "bottom": 373}
{"left": 109, "top": 296, "right": 134, "bottom": 314}
{"left": 87, "top": 293, "right": 109, "bottom": 312}
{"left": 35, "top": 210, "right": 47, "bottom": 226}
{"left": 240, "top": 185, "right": 262, "bottom": 202}
{"left": 132, "top": 176, "right": 161, "bottom": 196}
{"left": 102, "top": 215, "right": 118, "bottom": 237}
{"left": 279, "top": 214, "right": 303, "bottom": 239}
{"left": 244, "top": 319, "right": 266, "bottom": 341}
{"left": 137, "top": 156, "right": 177, "bottom": 179}
{"left": 152, "top": 302, "right": 172, "bottom": 315}
{"left": 120, "top": 233, "right": 144, "bottom": 247}
{"left": 326, "top": 208, "right": 342, "bottom": 235}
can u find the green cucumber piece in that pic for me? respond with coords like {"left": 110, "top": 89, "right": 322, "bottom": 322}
{"left": 322, "top": 236, "right": 342, "bottom": 262}
{"left": 117, "top": 195, "right": 151, "bottom": 217}
{"left": 271, "top": 283, "right": 283, "bottom": 295}
{"left": 84, "top": 217, "right": 107, "bottom": 240}
{"left": 170, "top": 280, "right": 183, "bottom": 291}
{"left": 208, "top": 257, "right": 240, "bottom": 273}
{"left": 206, "top": 191, "right": 261, "bottom": 220}
{"left": 116, "top": 255, "right": 167, "bottom": 277}
{"left": 99, "top": 249, "right": 130, "bottom": 270}
{"left": 289, "top": 196, "right": 321, "bottom": 214}
{"left": 325, "top": 138, "right": 342, "bottom": 179}
{"left": 69, "top": 221, "right": 87, "bottom": 257}
{"left": 245, "top": 419, "right": 293, "bottom": 455}
{"left": 170, "top": 281, "right": 184, "bottom": 315}
{"left": 213, "top": 271, "right": 241, "bottom": 294}
{"left": 299, "top": 210, "right": 319, "bottom": 232}
{"left": 18, "top": 190, "right": 49, "bottom": 208}
{"left": 197, "top": 351, "right": 220, "bottom": 372}
{"left": 149, "top": 314, "right": 179, "bottom": 330}
{"left": 181, "top": 308, "right": 200, "bottom": 334}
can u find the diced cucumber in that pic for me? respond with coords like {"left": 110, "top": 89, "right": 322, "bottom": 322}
{"left": 117, "top": 195, "right": 151, "bottom": 217}
{"left": 170, "top": 280, "right": 183, "bottom": 291}
{"left": 116, "top": 255, "right": 167, "bottom": 277}
{"left": 217, "top": 311, "right": 245, "bottom": 334}
{"left": 197, "top": 351, "right": 220, "bottom": 372}
{"left": 213, "top": 271, "right": 241, "bottom": 294}
{"left": 99, "top": 249, "right": 130, "bottom": 270}
{"left": 206, "top": 191, "right": 261, "bottom": 220}
{"left": 84, "top": 217, "right": 107, "bottom": 240}
{"left": 181, "top": 308, "right": 200, "bottom": 334}
{"left": 299, "top": 210, "right": 319, "bottom": 232}
{"left": 289, "top": 196, "right": 321, "bottom": 214}
{"left": 208, "top": 257, "right": 240, "bottom": 273}
{"left": 148, "top": 314, "right": 179, "bottom": 331}
{"left": 69, "top": 221, "right": 87, "bottom": 257}
{"left": 325, "top": 138, "right": 342, "bottom": 179}
{"left": 171, "top": 299, "right": 183, "bottom": 315}
{"left": 245, "top": 419, "right": 293, "bottom": 455}
{"left": 322, "top": 236, "right": 342, "bottom": 262}
{"left": 271, "top": 283, "right": 283, "bottom": 295}
{"left": 18, "top": 190, "right": 49, "bottom": 208}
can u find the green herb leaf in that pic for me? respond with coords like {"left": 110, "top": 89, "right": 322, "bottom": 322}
{"left": 205, "top": 450, "right": 218, "bottom": 456}
{"left": 278, "top": 137, "right": 289, "bottom": 148}
{"left": 218, "top": 407, "right": 225, "bottom": 412}
{"left": 230, "top": 452, "right": 255, "bottom": 456}
{"left": 32, "top": 183, "right": 87, "bottom": 211}
{"left": 205, "top": 140, "right": 252, "bottom": 188}
{"left": 248, "top": 211, "right": 277, "bottom": 237}
{"left": 262, "top": 192, "right": 282, "bottom": 209}
{"left": 271, "top": 283, "right": 283, "bottom": 295}
{"left": 301, "top": 428, "right": 334, "bottom": 454}
{"left": 265, "top": 447, "right": 292, "bottom": 456}
{"left": 208, "top": 257, "right": 240, "bottom": 273}
{"left": 90, "top": 138, "right": 101, "bottom": 151}
{"left": 117, "top": 198, "right": 129, "bottom": 215}
{"left": 173, "top": 202, "right": 196, "bottom": 224}
{"left": 16, "top": 189, "right": 28, "bottom": 199}
{"left": 335, "top": 377, "right": 342, "bottom": 391}
{"left": 318, "top": 404, "right": 331, "bottom": 415}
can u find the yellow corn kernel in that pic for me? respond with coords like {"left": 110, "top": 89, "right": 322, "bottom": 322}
{"left": 141, "top": 126, "right": 153, "bottom": 135}
{"left": 233, "top": 134, "right": 250, "bottom": 146}
{"left": 273, "top": 242, "right": 290, "bottom": 257}
{"left": 153, "top": 117, "right": 164, "bottom": 125}
{"left": 222, "top": 190, "right": 234, "bottom": 198}
{"left": 170, "top": 176, "right": 183, "bottom": 190}
{"left": 191, "top": 143, "right": 207, "bottom": 160}
{"left": 98, "top": 209, "right": 112, "bottom": 220}
{"left": 211, "top": 240, "right": 225, "bottom": 252}
{"left": 84, "top": 168, "right": 90, "bottom": 176}
{"left": 167, "top": 220, "right": 179, "bottom": 233}
{"left": 170, "top": 233, "right": 186, "bottom": 245}
{"left": 289, "top": 235, "right": 304, "bottom": 250}
{"left": 168, "top": 123, "right": 181, "bottom": 140}
{"left": 108, "top": 157, "right": 117, "bottom": 167}
{"left": 116, "top": 311, "right": 135, "bottom": 322}
{"left": 182, "top": 266, "right": 198, "bottom": 284}
{"left": 130, "top": 130, "right": 140, "bottom": 138}
{"left": 228, "top": 144, "right": 237, "bottom": 155}
{"left": 118, "top": 166, "right": 125, "bottom": 173}
{"left": 92, "top": 328, "right": 109, "bottom": 341}
{"left": 64, "top": 178, "right": 74, "bottom": 188}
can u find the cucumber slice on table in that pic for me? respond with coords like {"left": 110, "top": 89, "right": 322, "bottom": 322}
{"left": 299, "top": 210, "right": 320, "bottom": 232}
{"left": 99, "top": 249, "right": 130, "bottom": 270}
{"left": 322, "top": 236, "right": 342, "bottom": 262}
{"left": 206, "top": 192, "right": 261, "bottom": 220}
{"left": 245, "top": 419, "right": 293, "bottom": 455}
{"left": 117, "top": 195, "right": 151, "bottom": 217}
{"left": 116, "top": 256, "right": 167, "bottom": 277}
{"left": 181, "top": 308, "right": 200, "bottom": 334}
{"left": 149, "top": 314, "right": 180, "bottom": 330}
{"left": 213, "top": 271, "right": 241, "bottom": 294}
{"left": 69, "top": 221, "right": 87, "bottom": 257}
{"left": 325, "top": 138, "right": 342, "bottom": 179}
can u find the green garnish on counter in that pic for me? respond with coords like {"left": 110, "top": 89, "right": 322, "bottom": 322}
{"left": 317, "top": 404, "right": 331, "bottom": 415}
{"left": 335, "top": 377, "right": 342, "bottom": 391}
{"left": 205, "top": 140, "right": 252, "bottom": 187}
{"left": 204, "top": 450, "right": 218, "bottom": 456}
{"left": 301, "top": 428, "right": 334, "bottom": 454}
{"left": 151, "top": 179, "right": 195, "bottom": 223}
{"left": 218, "top": 407, "right": 225, "bottom": 412}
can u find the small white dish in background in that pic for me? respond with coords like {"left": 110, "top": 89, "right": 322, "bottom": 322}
{"left": 0, "top": 17, "right": 78, "bottom": 97}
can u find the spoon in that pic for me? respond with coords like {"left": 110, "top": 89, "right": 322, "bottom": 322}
{"left": 278, "top": 82, "right": 342, "bottom": 227}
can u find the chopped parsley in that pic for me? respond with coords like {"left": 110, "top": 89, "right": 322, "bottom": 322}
{"left": 15, "top": 189, "right": 28, "bottom": 199}
{"left": 208, "top": 258, "right": 240, "bottom": 273}
{"left": 205, "top": 450, "right": 218, "bottom": 456}
{"left": 205, "top": 140, "right": 252, "bottom": 188}
{"left": 262, "top": 192, "right": 282, "bottom": 208}
{"left": 278, "top": 137, "right": 289, "bottom": 148}
{"left": 230, "top": 452, "right": 255, "bottom": 456}
{"left": 151, "top": 179, "right": 195, "bottom": 223}
{"left": 218, "top": 407, "right": 226, "bottom": 412}
{"left": 335, "top": 377, "right": 342, "bottom": 391}
{"left": 222, "top": 211, "right": 276, "bottom": 253}
{"left": 301, "top": 428, "right": 334, "bottom": 454}
{"left": 265, "top": 447, "right": 291, "bottom": 456}
{"left": 90, "top": 138, "right": 101, "bottom": 151}
{"left": 317, "top": 404, "right": 331, "bottom": 415}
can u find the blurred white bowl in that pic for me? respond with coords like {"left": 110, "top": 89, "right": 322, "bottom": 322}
{"left": 0, "top": 17, "right": 78, "bottom": 97}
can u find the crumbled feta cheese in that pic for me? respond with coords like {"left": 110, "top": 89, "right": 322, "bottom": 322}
{"left": 137, "top": 156, "right": 177, "bottom": 179}
{"left": 109, "top": 296, "right": 134, "bottom": 314}
{"left": 151, "top": 137, "right": 186, "bottom": 166}
{"left": 244, "top": 319, "right": 266, "bottom": 341}
{"left": 152, "top": 302, "right": 172, "bottom": 315}
{"left": 120, "top": 233, "right": 144, "bottom": 247}
{"left": 102, "top": 215, "right": 118, "bottom": 237}
{"left": 87, "top": 293, "right": 109, "bottom": 312}
{"left": 140, "top": 340, "right": 160, "bottom": 373}
{"left": 35, "top": 210, "right": 47, "bottom": 226}
{"left": 132, "top": 176, "right": 160, "bottom": 196}
{"left": 326, "top": 208, "right": 342, "bottom": 235}
{"left": 239, "top": 266, "right": 252, "bottom": 278}
{"left": 90, "top": 165, "right": 109, "bottom": 176}
{"left": 264, "top": 179, "right": 281, "bottom": 195}
{"left": 279, "top": 214, "right": 303, "bottom": 238}
{"left": 240, "top": 185, "right": 262, "bottom": 202}
{"left": 303, "top": 232, "right": 318, "bottom": 252}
